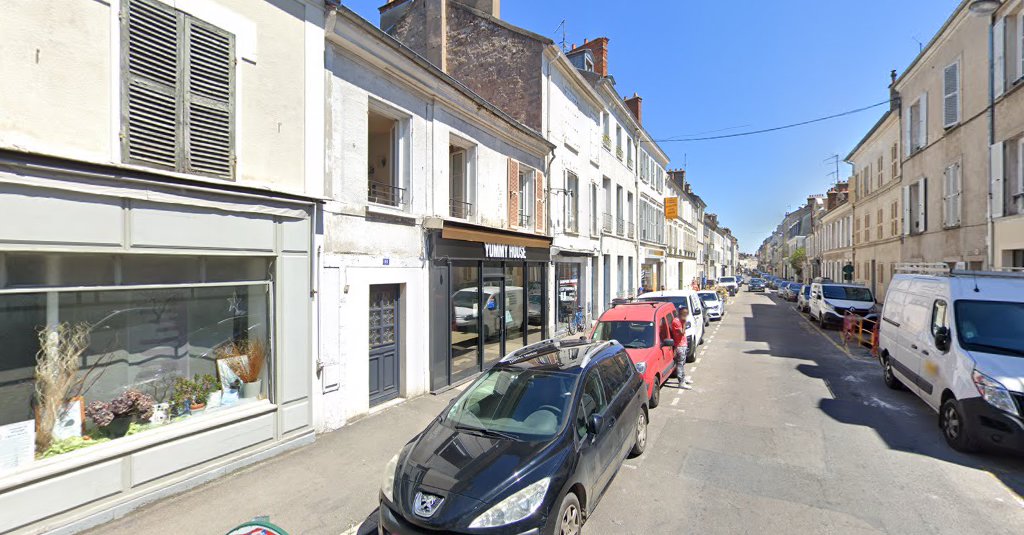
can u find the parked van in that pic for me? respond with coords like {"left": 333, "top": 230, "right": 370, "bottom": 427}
{"left": 878, "top": 264, "right": 1024, "bottom": 453}
{"left": 808, "top": 282, "right": 875, "bottom": 328}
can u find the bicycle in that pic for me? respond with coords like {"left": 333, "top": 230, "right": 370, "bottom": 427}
{"left": 566, "top": 305, "right": 585, "bottom": 335}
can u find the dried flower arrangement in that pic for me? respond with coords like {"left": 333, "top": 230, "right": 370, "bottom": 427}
{"left": 34, "top": 323, "right": 89, "bottom": 453}
{"left": 217, "top": 338, "right": 267, "bottom": 383}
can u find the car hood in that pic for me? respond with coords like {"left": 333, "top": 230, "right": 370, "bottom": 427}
{"left": 399, "top": 419, "right": 559, "bottom": 503}
{"left": 624, "top": 347, "right": 658, "bottom": 362}
{"left": 823, "top": 298, "right": 874, "bottom": 311}
{"left": 967, "top": 350, "right": 1024, "bottom": 393}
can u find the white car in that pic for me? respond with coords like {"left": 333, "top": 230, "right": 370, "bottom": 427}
{"left": 878, "top": 266, "right": 1024, "bottom": 454}
{"left": 808, "top": 281, "right": 875, "bottom": 328}
{"left": 718, "top": 276, "right": 739, "bottom": 294}
{"left": 697, "top": 291, "right": 725, "bottom": 321}
{"left": 635, "top": 290, "right": 706, "bottom": 361}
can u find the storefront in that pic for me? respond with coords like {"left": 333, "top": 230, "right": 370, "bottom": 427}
{"left": 0, "top": 154, "right": 315, "bottom": 534}
{"left": 551, "top": 250, "right": 595, "bottom": 331}
{"left": 427, "top": 223, "right": 551, "bottom": 390}
{"left": 641, "top": 247, "right": 665, "bottom": 290}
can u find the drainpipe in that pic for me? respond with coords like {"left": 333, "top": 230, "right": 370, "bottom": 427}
{"left": 986, "top": 13, "right": 996, "bottom": 269}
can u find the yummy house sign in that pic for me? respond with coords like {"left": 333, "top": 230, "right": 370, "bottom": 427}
{"left": 483, "top": 243, "right": 527, "bottom": 259}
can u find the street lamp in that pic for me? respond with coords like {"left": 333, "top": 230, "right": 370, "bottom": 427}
{"left": 968, "top": 0, "right": 1001, "bottom": 15}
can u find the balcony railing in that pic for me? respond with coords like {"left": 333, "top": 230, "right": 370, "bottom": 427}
{"left": 449, "top": 198, "right": 473, "bottom": 219}
{"left": 368, "top": 182, "right": 406, "bottom": 207}
{"left": 616, "top": 218, "right": 625, "bottom": 236}
{"left": 602, "top": 213, "right": 613, "bottom": 234}
{"left": 627, "top": 221, "right": 635, "bottom": 239}
{"left": 519, "top": 213, "right": 532, "bottom": 227}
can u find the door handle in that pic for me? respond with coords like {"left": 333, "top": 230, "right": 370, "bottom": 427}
{"left": 911, "top": 344, "right": 918, "bottom": 350}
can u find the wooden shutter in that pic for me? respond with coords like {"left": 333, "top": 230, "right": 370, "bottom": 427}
{"left": 123, "top": 0, "right": 180, "bottom": 170}
{"left": 535, "top": 170, "right": 544, "bottom": 233}
{"left": 996, "top": 17, "right": 1006, "bottom": 97}
{"left": 943, "top": 62, "right": 960, "bottom": 128}
{"left": 184, "top": 17, "right": 234, "bottom": 178}
{"left": 943, "top": 164, "right": 953, "bottom": 227}
{"left": 902, "top": 185, "right": 911, "bottom": 235}
{"left": 918, "top": 177, "right": 928, "bottom": 233}
{"left": 992, "top": 142, "right": 1005, "bottom": 218}
{"left": 507, "top": 159, "right": 519, "bottom": 229}
{"left": 891, "top": 143, "right": 898, "bottom": 178}
{"left": 918, "top": 92, "right": 928, "bottom": 149}
{"left": 953, "top": 162, "right": 962, "bottom": 226}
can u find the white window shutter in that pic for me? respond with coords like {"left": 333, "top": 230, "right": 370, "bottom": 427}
{"left": 992, "top": 142, "right": 1005, "bottom": 218}
{"left": 943, "top": 165, "right": 952, "bottom": 227}
{"left": 918, "top": 92, "right": 928, "bottom": 148}
{"left": 1016, "top": 13, "right": 1023, "bottom": 81}
{"left": 918, "top": 177, "right": 927, "bottom": 233}
{"left": 996, "top": 17, "right": 1006, "bottom": 97}
{"left": 1018, "top": 139, "right": 1024, "bottom": 196}
{"left": 954, "top": 162, "right": 962, "bottom": 226}
{"left": 943, "top": 62, "right": 960, "bottom": 128}
{"left": 902, "top": 185, "right": 911, "bottom": 236}
{"left": 904, "top": 104, "right": 912, "bottom": 157}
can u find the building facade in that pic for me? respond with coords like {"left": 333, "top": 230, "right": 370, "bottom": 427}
{"left": 991, "top": 0, "right": 1024, "bottom": 269}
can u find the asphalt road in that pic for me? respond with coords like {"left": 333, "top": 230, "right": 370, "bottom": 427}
{"left": 583, "top": 288, "right": 1024, "bottom": 535}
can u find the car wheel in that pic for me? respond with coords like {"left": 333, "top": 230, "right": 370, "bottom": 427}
{"left": 699, "top": 332, "right": 705, "bottom": 345}
{"left": 881, "top": 355, "right": 905, "bottom": 390}
{"left": 940, "top": 398, "right": 978, "bottom": 453}
{"left": 649, "top": 375, "right": 661, "bottom": 408}
{"left": 629, "top": 409, "right": 648, "bottom": 457}
{"left": 553, "top": 492, "right": 582, "bottom": 535}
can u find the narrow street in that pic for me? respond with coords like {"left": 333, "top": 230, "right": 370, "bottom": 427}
{"left": 583, "top": 289, "right": 1024, "bottom": 534}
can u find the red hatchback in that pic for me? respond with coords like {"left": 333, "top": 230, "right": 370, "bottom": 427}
{"left": 590, "top": 302, "right": 678, "bottom": 408}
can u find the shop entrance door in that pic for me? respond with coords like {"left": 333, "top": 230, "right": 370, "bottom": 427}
{"left": 369, "top": 284, "right": 401, "bottom": 406}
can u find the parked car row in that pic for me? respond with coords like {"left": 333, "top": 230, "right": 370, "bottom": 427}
{"left": 379, "top": 287, "right": 733, "bottom": 534}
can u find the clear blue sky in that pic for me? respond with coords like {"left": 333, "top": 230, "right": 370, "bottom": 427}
{"left": 345, "top": 0, "right": 963, "bottom": 253}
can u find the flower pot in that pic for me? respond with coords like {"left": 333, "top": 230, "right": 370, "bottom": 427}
{"left": 241, "top": 379, "right": 262, "bottom": 399}
{"left": 105, "top": 415, "right": 132, "bottom": 438}
{"left": 190, "top": 403, "right": 206, "bottom": 412}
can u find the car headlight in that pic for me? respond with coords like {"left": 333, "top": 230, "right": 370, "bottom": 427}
{"left": 634, "top": 361, "right": 647, "bottom": 374}
{"left": 822, "top": 301, "right": 835, "bottom": 313}
{"left": 972, "top": 370, "right": 1019, "bottom": 417}
{"left": 381, "top": 453, "right": 400, "bottom": 502}
{"left": 469, "top": 477, "right": 551, "bottom": 528}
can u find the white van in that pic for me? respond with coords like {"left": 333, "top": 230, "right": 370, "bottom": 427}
{"left": 635, "top": 289, "right": 706, "bottom": 362}
{"left": 452, "top": 286, "right": 524, "bottom": 340}
{"left": 808, "top": 282, "right": 875, "bottom": 328}
{"left": 878, "top": 265, "right": 1024, "bottom": 453}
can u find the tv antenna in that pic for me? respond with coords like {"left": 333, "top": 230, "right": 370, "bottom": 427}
{"left": 554, "top": 20, "right": 568, "bottom": 52}
{"left": 823, "top": 154, "right": 839, "bottom": 186}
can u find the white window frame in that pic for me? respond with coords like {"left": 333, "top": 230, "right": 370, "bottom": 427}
{"left": 518, "top": 166, "right": 536, "bottom": 227}
{"left": 565, "top": 170, "right": 579, "bottom": 233}
{"left": 367, "top": 101, "right": 412, "bottom": 209}
{"left": 905, "top": 93, "right": 928, "bottom": 156}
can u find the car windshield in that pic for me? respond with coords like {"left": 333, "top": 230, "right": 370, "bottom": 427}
{"left": 444, "top": 367, "right": 577, "bottom": 439}
{"left": 720, "top": 277, "right": 735, "bottom": 283}
{"left": 636, "top": 296, "right": 688, "bottom": 314}
{"left": 954, "top": 300, "right": 1024, "bottom": 357}
{"left": 592, "top": 320, "right": 655, "bottom": 349}
{"left": 698, "top": 292, "right": 719, "bottom": 303}
{"left": 822, "top": 285, "right": 873, "bottom": 302}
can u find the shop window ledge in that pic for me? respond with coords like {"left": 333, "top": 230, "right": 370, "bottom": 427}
{"left": 0, "top": 399, "right": 276, "bottom": 493}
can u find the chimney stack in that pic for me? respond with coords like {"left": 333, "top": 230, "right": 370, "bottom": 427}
{"left": 578, "top": 37, "right": 609, "bottom": 77}
{"left": 624, "top": 93, "right": 642, "bottom": 125}
{"left": 453, "top": 0, "right": 500, "bottom": 18}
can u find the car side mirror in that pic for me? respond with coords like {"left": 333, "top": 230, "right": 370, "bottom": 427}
{"left": 661, "top": 338, "right": 675, "bottom": 348}
{"left": 935, "top": 326, "right": 951, "bottom": 352}
{"left": 587, "top": 413, "right": 605, "bottom": 436}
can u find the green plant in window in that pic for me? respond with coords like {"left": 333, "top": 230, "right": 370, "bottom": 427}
{"left": 38, "top": 435, "right": 110, "bottom": 459}
{"left": 170, "top": 374, "right": 221, "bottom": 413}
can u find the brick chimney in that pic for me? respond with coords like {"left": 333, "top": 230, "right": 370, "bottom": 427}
{"left": 453, "top": 0, "right": 500, "bottom": 18}
{"left": 624, "top": 93, "right": 642, "bottom": 125}
{"left": 826, "top": 190, "right": 837, "bottom": 210}
{"left": 578, "top": 37, "right": 609, "bottom": 77}
{"left": 380, "top": 0, "right": 448, "bottom": 71}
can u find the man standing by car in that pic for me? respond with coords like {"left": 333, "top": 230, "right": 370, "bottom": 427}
{"left": 671, "top": 310, "right": 692, "bottom": 389}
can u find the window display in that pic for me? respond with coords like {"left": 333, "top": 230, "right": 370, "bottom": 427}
{"left": 0, "top": 253, "right": 272, "bottom": 465}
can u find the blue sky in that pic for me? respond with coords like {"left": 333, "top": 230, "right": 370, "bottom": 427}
{"left": 345, "top": 0, "right": 963, "bottom": 253}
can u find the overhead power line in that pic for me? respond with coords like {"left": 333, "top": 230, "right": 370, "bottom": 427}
{"left": 655, "top": 99, "right": 892, "bottom": 142}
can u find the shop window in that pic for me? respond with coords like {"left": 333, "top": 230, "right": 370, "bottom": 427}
{"left": 368, "top": 106, "right": 409, "bottom": 208}
{"left": 450, "top": 262, "right": 481, "bottom": 383}
{"left": 528, "top": 264, "right": 545, "bottom": 345}
{"left": 0, "top": 252, "right": 272, "bottom": 462}
{"left": 556, "top": 263, "right": 581, "bottom": 330}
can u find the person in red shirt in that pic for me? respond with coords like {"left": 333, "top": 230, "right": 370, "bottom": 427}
{"left": 670, "top": 309, "right": 692, "bottom": 389}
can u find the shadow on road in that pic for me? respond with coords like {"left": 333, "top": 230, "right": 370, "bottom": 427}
{"left": 743, "top": 296, "right": 1024, "bottom": 498}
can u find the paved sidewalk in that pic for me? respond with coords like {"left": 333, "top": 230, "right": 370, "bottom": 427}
{"left": 83, "top": 390, "right": 461, "bottom": 535}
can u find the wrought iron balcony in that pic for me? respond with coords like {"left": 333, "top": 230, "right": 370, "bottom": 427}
{"left": 616, "top": 218, "right": 625, "bottom": 236}
{"left": 449, "top": 198, "right": 473, "bottom": 219}
{"left": 627, "top": 222, "right": 635, "bottom": 239}
{"left": 519, "top": 213, "right": 532, "bottom": 227}
{"left": 368, "top": 182, "right": 406, "bottom": 207}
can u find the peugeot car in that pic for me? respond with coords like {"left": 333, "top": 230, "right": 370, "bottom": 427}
{"left": 379, "top": 338, "right": 649, "bottom": 534}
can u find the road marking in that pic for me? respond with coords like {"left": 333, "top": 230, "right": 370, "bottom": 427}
{"left": 340, "top": 525, "right": 359, "bottom": 535}
{"left": 695, "top": 358, "right": 702, "bottom": 363}
{"left": 690, "top": 365, "right": 698, "bottom": 372}
{"left": 671, "top": 397, "right": 680, "bottom": 406}
{"left": 622, "top": 463, "right": 638, "bottom": 470}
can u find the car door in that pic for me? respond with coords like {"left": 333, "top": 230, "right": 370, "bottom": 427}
{"left": 659, "top": 312, "right": 675, "bottom": 376}
{"left": 597, "top": 356, "right": 632, "bottom": 462}
{"left": 918, "top": 298, "right": 950, "bottom": 410}
{"left": 896, "top": 291, "right": 933, "bottom": 398}
{"left": 575, "top": 368, "right": 613, "bottom": 495}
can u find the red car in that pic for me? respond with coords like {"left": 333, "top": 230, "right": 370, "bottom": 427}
{"left": 590, "top": 302, "right": 679, "bottom": 408}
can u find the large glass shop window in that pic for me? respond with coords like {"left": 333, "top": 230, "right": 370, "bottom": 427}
{"left": 527, "top": 264, "right": 545, "bottom": 345}
{"left": 449, "top": 262, "right": 480, "bottom": 383}
{"left": 0, "top": 253, "right": 272, "bottom": 463}
{"left": 504, "top": 264, "right": 526, "bottom": 354}
{"left": 555, "top": 263, "right": 581, "bottom": 329}
{"left": 481, "top": 263, "right": 504, "bottom": 370}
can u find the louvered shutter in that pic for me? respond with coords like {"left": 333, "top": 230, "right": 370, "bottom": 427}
{"left": 996, "top": 18, "right": 1006, "bottom": 97}
{"left": 943, "top": 164, "right": 953, "bottom": 227}
{"left": 943, "top": 63, "right": 960, "bottom": 128}
{"left": 184, "top": 17, "right": 235, "bottom": 178}
{"left": 123, "top": 0, "right": 180, "bottom": 170}
{"left": 1018, "top": 139, "right": 1024, "bottom": 197}
{"left": 919, "top": 177, "right": 927, "bottom": 233}
{"left": 507, "top": 159, "right": 519, "bottom": 229}
{"left": 535, "top": 170, "right": 545, "bottom": 233}
{"left": 991, "top": 143, "right": 1005, "bottom": 218}
{"left": 904, "top": 103, "right": 913, "bottom": 157}
{"left": 953, "top": 162, "right": 962, "bottom": 226}
{"left": 918, "top": 92, "right": 928, "bottom": 149}
{"left": 902, "top": 185, "right": 911, "bottom": 235}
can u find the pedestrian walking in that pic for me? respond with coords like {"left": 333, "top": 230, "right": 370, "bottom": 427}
{"left": 671, "top": 309, "right": 693, "bottom": 389}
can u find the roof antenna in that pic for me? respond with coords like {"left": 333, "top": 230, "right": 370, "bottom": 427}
{"left": 555, "top": 19, "right": 567, "bottom": 52}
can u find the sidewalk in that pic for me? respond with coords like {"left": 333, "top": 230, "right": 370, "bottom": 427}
{"left": 82, "top": 389, "right": 462, "bottom": 535}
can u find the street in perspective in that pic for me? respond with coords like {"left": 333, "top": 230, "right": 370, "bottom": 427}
{"left": 2, "top": 1, "right": 1024, "bottom": 535}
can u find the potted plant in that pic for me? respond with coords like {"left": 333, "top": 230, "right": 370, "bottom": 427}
{"left": 85, "top": 390, "right": 154, "bottom": 438}
{"left": 170, "top": 374, "right": 221, "bottom": 414}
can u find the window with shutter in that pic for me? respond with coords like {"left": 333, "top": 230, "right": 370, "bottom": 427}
{"left": 996, "top": 18, "right": 1007, "bottom": 97}
{"left": 891, "top": 143, "right": 899, "bottom": 178}
{"left": 992, "top": 142, "right": 1005, "bottom": 218}
{"left": 877, "top": 156, "right": 884, "bottom": 187}
{"left": 877, "top": 208, "right": 883, "bottom": 240}
{"left": 943, "top": 61, "right": 960, "bottom": 128}
{"left": 122, "top": 0, "right": 235, "bottom": 179}
{"left": 1018, "top": 139, "right": 1024, "bottom": 198}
